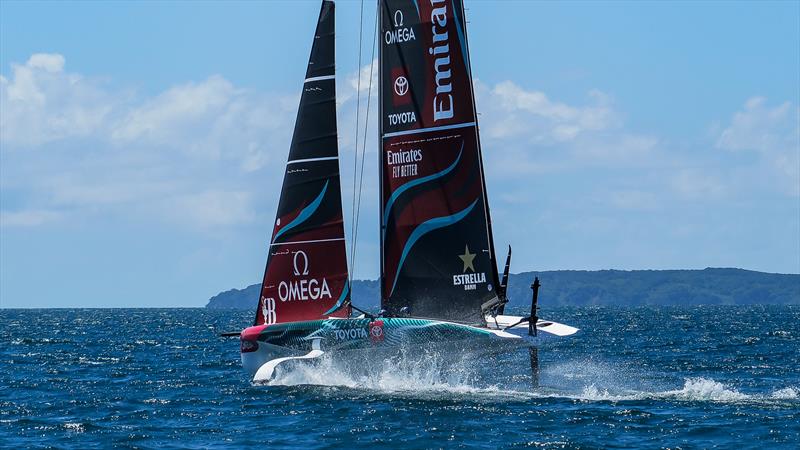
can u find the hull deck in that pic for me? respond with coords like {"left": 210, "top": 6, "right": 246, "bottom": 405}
{"left": 240, "top": 315, "right": 578, "bottom": 379}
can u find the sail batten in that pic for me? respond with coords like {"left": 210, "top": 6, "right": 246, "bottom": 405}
{"left": 254, "top": 0, "right": 350, "bottom": 326}
{"left": 382, "top": 121, "right": 476, "bottom": 138}
{"left": 378, "top": 0, "right": 499, "bottom": 325}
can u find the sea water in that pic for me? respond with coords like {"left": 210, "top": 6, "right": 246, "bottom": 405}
{"left": 1, "top": 306, "right": 798, "bottom": 448}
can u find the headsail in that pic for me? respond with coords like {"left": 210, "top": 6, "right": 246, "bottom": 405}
{"left": 379, "top": 0, "right": 500, "bottom": 325}
{"left": 254, "top": 0, "right": 350, "bottom": 326}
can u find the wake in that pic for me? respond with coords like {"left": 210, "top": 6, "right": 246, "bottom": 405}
{"left": 261, "top": 354, "right": 799, "bottom": 405}
{"left": 574, "top": 378, "right": 798, "bottom": 403}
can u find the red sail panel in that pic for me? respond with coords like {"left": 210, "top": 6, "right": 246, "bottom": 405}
{"left": 379, "top": 0, "right": 499, "bottom": 325}
{"left": 254, "top": 0, "right": 350, "bottom": 326}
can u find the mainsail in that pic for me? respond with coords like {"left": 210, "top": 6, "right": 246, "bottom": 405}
{"left": 254, "top": 0, "right": 350, "bottom": 326}
{"left": 379, "top": 0, "right": 500, "bottom": 324}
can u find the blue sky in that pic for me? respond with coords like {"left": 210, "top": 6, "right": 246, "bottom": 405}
{"left": 1, "top": 0, "right": 798, "bottom": 308}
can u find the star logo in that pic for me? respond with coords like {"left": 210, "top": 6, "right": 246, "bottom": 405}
{"left": 458, "top": 245, "right": 476, "bottom": 273}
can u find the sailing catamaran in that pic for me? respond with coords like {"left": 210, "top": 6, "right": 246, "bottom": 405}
{"left": 234, "top": 0, "right": 578, "bottom": 383}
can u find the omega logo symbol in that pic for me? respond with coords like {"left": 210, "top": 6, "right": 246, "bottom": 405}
{"left": 293, "top": 250, "right": 309, "bottom": 276}
{"left": 394, "top": 76, "right": 409, "bottom": 96}
{"left": 393, "top": 10, "right": 403, "bottom": 27}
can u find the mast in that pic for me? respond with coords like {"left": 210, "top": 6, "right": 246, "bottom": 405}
{"left": 253, "top": 0, "right": 351, "bottom": 326}
{"left": 378, "top": 0, "right": 386, "bottom": 313}
{"left": 378, "top": 0, "right": 499, "bottom": 325}
{"left": 458, "top": 0, "right": 501, "bottom": 300}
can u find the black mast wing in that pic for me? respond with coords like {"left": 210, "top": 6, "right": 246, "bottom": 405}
{"left": 254, "top": 0, "right": 350, "bottom": 326}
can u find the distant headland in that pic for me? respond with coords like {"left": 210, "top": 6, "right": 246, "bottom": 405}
{"left": 205, "top": 268, "right": 799, "bottom": 309}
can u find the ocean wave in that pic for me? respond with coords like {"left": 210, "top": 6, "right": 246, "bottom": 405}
{"left": 63, "top": 422, "right": 86, "bottom": 433}
{"left": 554, "top": 378, "right": 799, "bottom": 404}
{"left": 78, "top": 356, "right": 120, "bottom": 366}
{"left": 11, "top": 337, "right": 74, "bottom": 345}
{"left": 662, "top": 377, "right": 748, "bottom": 402}
{"left": 264, "top": 357, "right": 799, "bottom": 407}
{"left": 770, "top": 387, "right": 799, "bottom": 399}
{"left": 768, "top": 330, "right": 792, "bottom": 337}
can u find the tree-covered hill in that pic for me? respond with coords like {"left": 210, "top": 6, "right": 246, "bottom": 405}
{"left": 206, "top": 268, "right": 799, "bottom": 310}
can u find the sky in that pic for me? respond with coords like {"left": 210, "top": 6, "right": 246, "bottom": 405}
{"left": 1, "top": 0, "right": 798, "bottom": 308}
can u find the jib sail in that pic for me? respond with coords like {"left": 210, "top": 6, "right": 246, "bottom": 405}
{"left": 379, "top": 0, "right": 500, "bottom": 325}
{"left": 254, "top": 0, "right": 350, "bottom": 326}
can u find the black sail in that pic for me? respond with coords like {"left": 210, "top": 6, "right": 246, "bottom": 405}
{"left": 378, "top": 0, "right": 500, "bottom": 325}
{"left": 253, "top": 0, "right": 350, "bottom": 326}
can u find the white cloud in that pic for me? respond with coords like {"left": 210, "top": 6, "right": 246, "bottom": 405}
{"left": 47, "top": 176, "right": 179, "bottom": 208}
{"left": 716, "top": 97, "right": 800, "bottom": 196}
{"left": 26, "top": 53, "right": 65, "bottom": 72}
{"left": 473, "top": 79, "right": 664, "bottom": 183}
{"left": 107, "top": 75, "right": 297, "bottom": 168}
{"left": 111, "top": 75, "right": 237, "bottom": 143}
{"left": 716, "top": 97, "right": 795, "bottom": 153}
{"left": 0, "top": 53, "right": 297, "bottom": 229}
{"left": 480, "top": 80, "right": 619, "bottom": 142}
{"left": 0, "top": 53, "right": 386, "bottom": 233}
{"left": 670, "top": 169, "right": 727, "bottom": 200}
{"left": 0, "top": 210, "right": 61, "bottom": 227}
{"left": 575, "top": 133, "right": 659, "bottom": 164}
{"left": 340, "top": 57, "right": 379, "bottom": 106}
{"left": 2, "top": 52, "right": 797, "bottom": 245}
{"left": 0, "top": 53, "right": 115, "bottom": 146}
{"left": 166, "top": 190, "right": 255, "bottom": 228}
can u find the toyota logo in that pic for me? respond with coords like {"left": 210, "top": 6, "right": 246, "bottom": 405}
{"left": 369, "top": 320, "right": 385, "bottom": 343}
{"left": 394, "top": 76, "right": 409, "bottom": 96}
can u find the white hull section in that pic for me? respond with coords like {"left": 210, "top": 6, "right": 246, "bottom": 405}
{"left": 484, "top": 315, "right": 580, "bottom": 338}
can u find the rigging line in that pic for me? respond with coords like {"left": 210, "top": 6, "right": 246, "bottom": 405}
{"left": 349, "top": 0, "right": 365, "bottom": 286}
{"left": 351, "top": 1, "right": 378, "bottom": 286}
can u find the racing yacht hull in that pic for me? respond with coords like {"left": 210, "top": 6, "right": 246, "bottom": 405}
{"left": 240, "top": 315, "right": 578, "bottom": 379}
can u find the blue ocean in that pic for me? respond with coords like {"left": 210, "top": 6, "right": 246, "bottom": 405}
{"left": 2, "top": 306, "right": 798, "bottom": 448}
